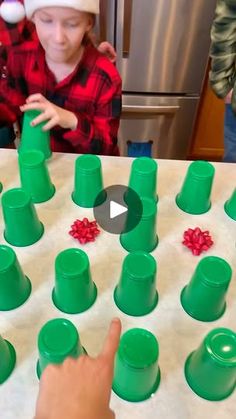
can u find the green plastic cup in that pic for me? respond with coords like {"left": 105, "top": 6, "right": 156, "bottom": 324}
{"left": 126, "top": 157, "right": 158, "bottom": 201}
{"left": 0, "top": 245, "right": 31, "bottom": 310}
{"left": 19, "top": 110, "right": 51, "bottom": 159}
{"left": 37, "top": 318, "right": 86, "bottom": 378}
{"left": 120, "top": 197, "right": 158, "bottom": 253}
{"left": 112, "top": 328, "right": 161, "bottom": 402}
{"left": 224, "top": 188, "right": 236, "bottom": 221}
{"left": 185, "top": 328, "right": 236, "bottom": 401}
{"left": 0, "top": 182, "right": 2, "bottom": 193}
{"left": 114, "top": 252, "right": 158, "bottom": 316}
{"left": 181, "top": 256, "right": 232, "bottom": 322}
{"left": 0, "top": 334, "right": 16, "bottom": 384}
{"left": 19, "top": 150, "right": 55, "bottom": 203}
{"left": 1, "top": 188, "right": 44, "bottom": 247}
{"left": 52, "top": 248, "right": 97, "bottom": 314}
{"left": 72, "top": 154, "right": 106, "bottom": 208}
{"left": 176, "top": 160, "right": 215, "bottom": 214}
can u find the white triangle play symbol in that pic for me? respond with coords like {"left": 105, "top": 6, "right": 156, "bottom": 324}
{"left": 110, "top": 201, "right": 127, "bottom": 219}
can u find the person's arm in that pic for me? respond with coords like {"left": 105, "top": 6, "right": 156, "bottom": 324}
{"left": 34, "top": 318, "right": 121, "bottom": 419}
{"left": 209, "top": 0, "right": 236, "bottom": 100}
{"left": 63, "top": 67, "right": 121, "bottom": 155}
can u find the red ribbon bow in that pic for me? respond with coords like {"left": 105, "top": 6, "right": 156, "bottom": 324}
{"left": 182, "top": 227, "right": 213, "bottom": 256}
{"left": 69, "top": 218, "right": 100, "bottom": 244}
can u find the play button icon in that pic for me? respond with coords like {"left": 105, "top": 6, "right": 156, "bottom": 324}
{"left": 93, "top": 185, "right": 142, "bottom": 235}
{"left": 110, "top": 201, "right": 127, "bottom": 219}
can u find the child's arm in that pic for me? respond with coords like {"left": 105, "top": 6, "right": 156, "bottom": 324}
{"left": 209, "top": 0, "right": 236, "bottom": 100}
{"left": 64, "top": 69, "right": 121, "bottom": 155}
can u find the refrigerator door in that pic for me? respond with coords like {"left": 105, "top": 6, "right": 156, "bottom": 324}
{"left": 115, "top": 0, "right": 216, "bottom": 94}
{"left": 119, "top": 95, "right": 199, "bottom": 159}
{"left": 95, "top": 0, "right": 116, "bottom": 46}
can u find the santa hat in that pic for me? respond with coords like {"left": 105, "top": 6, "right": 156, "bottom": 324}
{"left": 0, "top": 0, "right": 99, "bottom": 23}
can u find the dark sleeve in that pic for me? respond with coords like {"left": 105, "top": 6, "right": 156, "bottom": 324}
{"left": 209, "top": 0, "right": 236, "bottom": 99}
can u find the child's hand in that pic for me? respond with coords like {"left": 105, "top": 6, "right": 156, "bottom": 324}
{"left": 225, "top": 90, "right": 232, "bottom": 104}
{"left": 20, "top": 94, "right": 78, "bottom": 131}
{"left": 97, "top": 42, "right": 117, "bottom": 63}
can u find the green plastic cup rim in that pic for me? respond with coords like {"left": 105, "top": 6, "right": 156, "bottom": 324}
{"left": 75, "top": 154, "right": 101, "bottom": 174}
{"left": 4, "top": 223, "right": 44, "bottom": 247}
{"left": 112, "top": 366, "right": 161, "bottom": 402}
{"left": 0, "top": 245, "right": 16, "bottom": 272}
{"left": 52, "top": 283, "right": 97, "bottom": 314}
{"left": 124, "top": 251, "right": 156, "bottom": 281}
{"left": 188, "top": 160, "right": 215, "bottom": 180}
{"left": 118, "top": 328, "right": 159, "bottom": 370}
{"left": 180, "top": 286, "right": 226, "bottom": 322}
{"left": 19, "top": 149, "right": 45, "bottom": 168}
{"left": 38, "top": 318, "right": 79, "bottom": 362}
{"left": 198, "top": 256, "right": 232, "bottom": 287}
{"left": 184, "top": 352, "right": 235, "bottom": 401}
{"left": 175, "top": 194, "right": 212, "bottom": 215}
{"left": 2, "top": 188, "right": 31, "bottom": 209}
{"left": 224, "top": 199, "right": 236, "bottom": 221}
{"left": 55, "top": 248, "right": 89, "bottom": 278}
{"left": 0, "top": 339, "right": 16, "bottom": 384}
{"left": 114, "top": 286, "right": 158, "bottom": 317}
{"left": 131, "top": 157, "right": 157, "bottom": 176}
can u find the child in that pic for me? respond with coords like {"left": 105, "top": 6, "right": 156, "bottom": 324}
{"left": 0, "top": 0, "right": 122, "bottom": 155}
{"left": 0, "top": 0, "right": 37, "bottom": 147}
{"left": 209, "top": 0, "right": 236, "bottom": 163}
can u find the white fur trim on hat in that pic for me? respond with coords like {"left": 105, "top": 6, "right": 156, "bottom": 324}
{"left": 0, "top": 1, "right": 26, "bottom": 24}
{"left": 25, "top": 0, "right": 99, "bottom": 19}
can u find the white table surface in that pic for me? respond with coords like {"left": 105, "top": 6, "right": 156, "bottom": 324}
{"left": 0, "top": 149, "right": 236, "bottom": 419}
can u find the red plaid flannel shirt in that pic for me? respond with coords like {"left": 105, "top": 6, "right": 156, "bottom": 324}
{"left": 0, "top": 0, "right": 37, "bottom": 67}
{"left": 0, "top": 41, "right": 122, "bottom": 155}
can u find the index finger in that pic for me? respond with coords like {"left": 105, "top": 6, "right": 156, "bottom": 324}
{"left": 101, "top": 318, "right": 121, "bottom": 362}
{"left": 26, "top": 94, "right": 46, "bottom": 104}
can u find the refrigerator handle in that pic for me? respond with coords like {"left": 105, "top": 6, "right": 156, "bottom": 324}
{"left": 99, "top": 0, "right": 107, "bottom": 42}
{"left": 123, "top": 0, "right": 133, "bottom": 57}
{"left": 122, "top": 105, "right": 180, "bottom": 115}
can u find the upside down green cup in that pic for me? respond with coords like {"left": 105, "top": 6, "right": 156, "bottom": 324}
{"left": 1, "top": 188, "right": 44, "bottom": 247}
{"left": 181, "top": 256, "right": 232, "bottom": 322}
{"left": 0, "top": 334, "right": 16, "bottom": 384}
{"left": 176, "top": 160, "right": 215, "bottom": 214}
{"left": 126, "top": 157, "right": 158, "bottom": 201}
{"left": 72, "top": 154, "right": 106, "bottom": 208}
{"left": 114, "top": 252, "right": 158, "bottom": 316}
{"left": 36, "top": 318, "right": 86, "bottom": 378}
{"left": 52, "top": 248, "right": 97, "bottom": 314}
{"left": 120, "top": 197, "right": 158, "bottom": 253}
{"left": 19, "top": 150, "right": 55, "bottom": 203}
{"left": 19, "top": 110, "right": 51, "bottom": 159}
{"left": 224, "top": 188, "right": 236, "bottom": 221}
{"left": 112, "top": 328, "right": 161, "bottom": 402}
{"left": 185, "top": 328, "right": 236, "bottom": 401}
{"left": 0, "top": 245, "right": 31, "bottom": 310}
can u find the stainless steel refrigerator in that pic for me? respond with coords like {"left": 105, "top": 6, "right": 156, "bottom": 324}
{"left": 98, "top": 0, "right": 217, "bottom": 158}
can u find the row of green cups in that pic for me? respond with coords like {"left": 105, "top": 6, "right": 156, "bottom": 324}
{"left": 1, "top": 155, "right": 235, "bottom": 250}
{"left": 0, "top": 245, "right": 233, "bottom": 323}
{"left": 5, "top": 108, "right": 236, "bottom": 221}
{"left": 72, "top": 155, "right": 236, "bottom": 220}
{"left": 1, "top": 317, "right": 235, "bottom": 402}
{"left": 15, "top": 108, "right": 236, "bottom": 221}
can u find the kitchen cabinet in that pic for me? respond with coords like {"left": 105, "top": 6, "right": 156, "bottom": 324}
{"left": 189, "top": 68, "right": 224, "bottom": 161}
